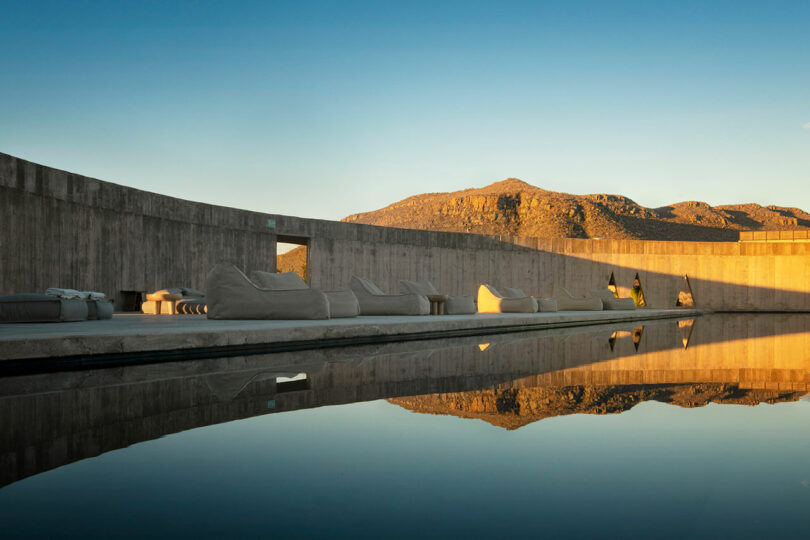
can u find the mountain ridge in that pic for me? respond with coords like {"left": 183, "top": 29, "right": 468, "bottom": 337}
{"left": 342, "top": 178, "right": 810, "bottom": 241}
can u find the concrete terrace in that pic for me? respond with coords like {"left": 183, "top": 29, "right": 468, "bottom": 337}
{"left": 0, "top": 308, "right": 700, "bottom": 373}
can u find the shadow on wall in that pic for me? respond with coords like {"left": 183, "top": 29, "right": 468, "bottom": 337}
{"left": 489, "top": 241, "right": 810, "bottom": 311}
{"left": 288, "top": 226, "right": 810, "bottom": 312}
{"left": 541, "top": 255, "right": 810, "bottom": 312}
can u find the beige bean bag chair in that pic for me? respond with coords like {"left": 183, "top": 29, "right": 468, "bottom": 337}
{"left": 501, "top": 287, "right": 539, "bottom": 313}
{"left": 591, "top": 289, "right": 637, "bottom": 310}
{"left": 503, "top": 288, "right": 557, "bottom": 313}
{"left": 477, "top": 284, "right": 537, "bottom": 313}
{"left": 206, "top": 263, "right": 329, "bottom": 320}
{"left": 553, "top": 288, "right": 604, "bottom": 311}
{"left": 537, "top": 298, "right": 558, "bottom": 312}
{"left": 399, "top": 279, "right": 476, "bottom": 315}
{"left": 350, "top": 276, "right": 430, "bottom": 316}
{"left": 250, "top": 270, "right": 359, "bottom": 318}
{"left": 85, "top": 299, "right": 114, "bottom": 319}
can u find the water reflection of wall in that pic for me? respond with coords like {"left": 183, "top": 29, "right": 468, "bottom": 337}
{"left": 2, "top": 314, "right": 809, "bottom": 488}
{"left": 0, "top": 374, "right": 277, "bottom": 489}
{"left": 505, "top": 314, "right": 810, "bottom": 391}
{"left": 389, "top": 314, "right": 810, "bottom": 427}
{"left": 0, "top": 352, "right": 336, "bottom": 489}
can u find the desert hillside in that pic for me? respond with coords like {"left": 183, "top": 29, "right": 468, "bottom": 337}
{"left": 276, "top": 245, "right": 307, "bottom": 279}
{"left": 278, "top": 178, "right": 810, "bottom": 276}
{"left": 342, "top": 179, "right": 810, "bottom": 241}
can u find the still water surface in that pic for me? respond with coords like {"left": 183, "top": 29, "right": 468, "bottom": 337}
{"left": 1, "top": 314, "right": 809, "bottom": 538}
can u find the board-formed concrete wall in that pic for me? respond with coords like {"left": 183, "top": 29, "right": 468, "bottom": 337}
{"left": 512, "top": 236, "right": 810, "bottom": 311}
{"left": 0, "top": 153, "right": 278, "bottom": 307}
{"left": 276, "top": 219, "right": 810, "bottom": 311}
{"left": 2, "top": 152, "right": 809, "bottom": 311}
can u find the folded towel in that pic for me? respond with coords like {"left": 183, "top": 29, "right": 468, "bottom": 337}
{"left": 45, "top": 288, "right": 106, "bottom": 300}
{"left": 46, "top": 288, "right": 84, "bottom": 299}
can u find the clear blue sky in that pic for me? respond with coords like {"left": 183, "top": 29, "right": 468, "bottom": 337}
{"left": 2, "top": 0, "right": 808, "bottom": 220}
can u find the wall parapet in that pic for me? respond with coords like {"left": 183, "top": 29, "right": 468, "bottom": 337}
{"left": 0, "top": 152, "right": 274, "bottom": 232}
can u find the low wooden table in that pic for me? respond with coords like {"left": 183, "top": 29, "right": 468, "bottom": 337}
{"left": 426, "top": 294, "right": 449, "bottom": 315}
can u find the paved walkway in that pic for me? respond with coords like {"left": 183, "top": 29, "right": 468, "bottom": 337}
{"left": 0, "top": 309, "right": 700, "bottom": 367}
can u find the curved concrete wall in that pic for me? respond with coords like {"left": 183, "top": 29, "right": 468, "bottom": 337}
{"left": 2, "top": 152, "right": 809, "bottom": 310}
{"left": 1, "top": 153, "right": 278, "bottom": 307}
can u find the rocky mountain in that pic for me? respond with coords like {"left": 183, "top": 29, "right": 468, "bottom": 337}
{"left": 342, "top": 179, "right": 810, "bottom": 241}
{"left": 388, "top": 384, "right": 806, "bottom": 430}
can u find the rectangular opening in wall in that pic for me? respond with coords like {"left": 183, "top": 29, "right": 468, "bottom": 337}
{"left": 118, "top": 291, "right": 143, "bottom": 312}
{"left": 276, "top": 235, "right": 310, "bottom": 283}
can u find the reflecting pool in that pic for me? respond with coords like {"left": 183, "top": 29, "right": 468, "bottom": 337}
{"left": 1, "top": 314, "right": 809, "bottom": 538}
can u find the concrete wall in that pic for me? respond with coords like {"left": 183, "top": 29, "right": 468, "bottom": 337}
{"left": 2, "top": 152, "right": 810, "bottom": 311}
{"left": 276, "top": 219, "right": 810, "bottom": 311}
{"left": 513, "top": 236, "right": 810, "bottom": 311}
{"left": 0, "top": 153, "right": 278, "bottom": 307}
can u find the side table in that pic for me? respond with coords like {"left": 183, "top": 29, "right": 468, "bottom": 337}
{"left": 426, "top": 294, "right": 449, "bottom": 315}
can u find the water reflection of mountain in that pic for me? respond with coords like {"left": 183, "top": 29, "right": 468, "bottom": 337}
{"left": 1, "top": 314, "right": 809, "bottom": 488}
{"left": 390, "top": 384, "right": 805, "bottom": 430}
{"left": 390, "top": 313, "right": 810, "bottom": 428}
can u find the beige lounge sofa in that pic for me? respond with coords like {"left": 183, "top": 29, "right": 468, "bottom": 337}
{"left": 500, "top": 287, "right": 540, "bottom": 313}
{"left": 399, "top": 279, "right": 476, "bottom": 315}
{"left": 554, "top": 288, "right": 604, "bottom": 311}
{"left": 537, "top": 298, "right": 558, "bottom": 312}
{"left": 350, "top": 276, "right": 430, "bottom": 316}
{"left": 250, "top": 270, "right": 359, "bottom": 318}
{"left": 477, "top": 284, "right": 537, "bottom": 313}
{"left": 0, "top": 293, "right": 89, "bottom": 323}
{"left": 591, "top": 289, "right": 637, "bottom": 310}
{"left": 206, "top": 263, "right": 329, "bottom": 320}
{"left": 35, "top": 288, "right": 114, "bottom": 320}
{"left": 501, "top": 286, "right": 558, "bottom": 312}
